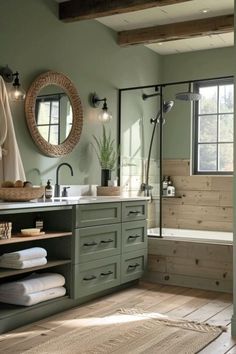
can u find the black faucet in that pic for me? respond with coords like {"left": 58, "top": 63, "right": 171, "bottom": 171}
{"left": 54, "top": 163, "right": 74, "bottom": 197}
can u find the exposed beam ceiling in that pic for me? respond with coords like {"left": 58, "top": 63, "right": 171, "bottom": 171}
{"left": 117, "top": 14, "right": 234, "bottom": 46}
{"left": 59, "top": 0, "right": 193, "bottom": 22}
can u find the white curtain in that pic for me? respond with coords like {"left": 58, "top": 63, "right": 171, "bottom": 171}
{"left": 0, "top": 76, "right": 26, "bottom": 182}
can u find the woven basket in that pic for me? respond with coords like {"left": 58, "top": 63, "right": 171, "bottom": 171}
{"left": 96, "top": 186, "right": 120, "bottom": 196}
{"left": 0, "top": 187, "right": 45, "bottom": 202}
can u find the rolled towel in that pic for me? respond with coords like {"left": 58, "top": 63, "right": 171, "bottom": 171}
{"left": 0, "top": 257, "right": 47, "bottom": 269}
{"left": 0, "top": 286, "right": 66, "bottom": 306}
{"left": 1, "top": 247, "right": 47, "bottom": 261}
{"left": 0, "top": 273, "right": 65, "bottom": 295}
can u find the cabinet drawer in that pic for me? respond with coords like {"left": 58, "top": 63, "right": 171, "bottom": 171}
{"left": 73, "top": 256, "right": 120, "bottom": 298}
{"left": 122, "top": 201, "right": 147, "bottom": 222}
{"left": 74, "top": 224, "right": 121, "bottom": 264}
{"left": 75, "top": 203, "right": 121, "bottom": 228}
{"left": 121, "top": 250, "right": 147, "bottom": 283}
{"left": 122, "top": 221, "right": 147, "bottom": 254}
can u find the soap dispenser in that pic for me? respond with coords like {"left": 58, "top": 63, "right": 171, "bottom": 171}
{"left": 45, "top": 179, "right": 53, "bottom": 199}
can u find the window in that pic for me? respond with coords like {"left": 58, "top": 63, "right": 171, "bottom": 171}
{"left": 36, "top": 94, "right": 60, "bottom": 145}
{"left": 193, "top": 78, "right": 234, "bottom": 174}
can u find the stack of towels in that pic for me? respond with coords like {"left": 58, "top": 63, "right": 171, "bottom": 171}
{"left": 0, "top": 272, "right": 66, "bottom": 306}
{"left": 0, "top": 247, "right": 47, "bottom": 269}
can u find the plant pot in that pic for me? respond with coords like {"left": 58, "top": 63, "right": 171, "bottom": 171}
{"left": 97, "top": 186, "right": 120, "bottom": 196}
{"left": 101, "top": 169, "right": 111, "bottom": 187}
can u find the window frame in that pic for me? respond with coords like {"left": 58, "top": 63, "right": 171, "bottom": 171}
{"left": 193, "top": 77, "right": 234, "bottom": 175}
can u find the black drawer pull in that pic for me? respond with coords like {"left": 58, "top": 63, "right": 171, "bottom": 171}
{"left": 128, "top": 211, "right": 141, "bottom": 215}
{"left": 83, "top": 241, "right": 98, "bottom": 247}
{"left": 100, "top": 239, "right": 114, "bottom": 244}
{"left": 128, "top": 263, "right": 140, "bottom": 269}
{"left": 128, "top": 234, "right": 141, "bottom": 240}
{"left": 83, "top": 275, "right": 97, "bottom": 281}
{"left": 100, "top": 271, "right": 113, "bottom": 276}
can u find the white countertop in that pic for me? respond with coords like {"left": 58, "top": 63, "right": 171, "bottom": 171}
{"left": 0, "top": 196, "right": 149, "bottom": 210}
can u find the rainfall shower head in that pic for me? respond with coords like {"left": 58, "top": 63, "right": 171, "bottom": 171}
{"left": 142, "top": 92, "right": 159, "bottom": 100}
{"left": 175, "top": 83, "right": 201, "bottom": 101}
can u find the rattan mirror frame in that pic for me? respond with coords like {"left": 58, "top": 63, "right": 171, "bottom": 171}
{"left": 25, "top": 71, "right": 83, "bottom": 157}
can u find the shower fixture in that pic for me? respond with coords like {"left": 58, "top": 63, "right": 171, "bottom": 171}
{"left": 142, "top": 92, "right": 159, "bottom": 100}
{"left": 141, "top": 100, "right": 174, "bottom": 197}
{"left": 175, "top": 82, "right": 201, "bottom": 101}
{"left": 150, "top": 100, "right": 174, "bottom": 124}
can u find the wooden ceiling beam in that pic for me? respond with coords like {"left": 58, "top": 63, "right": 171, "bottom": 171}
{"left": 59, "top": 0, "right": 192, "bottom": 22}
{"left": 118, "top": 14, "right": 234, "bottom": 46}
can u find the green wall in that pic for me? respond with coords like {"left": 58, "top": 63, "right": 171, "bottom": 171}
{"left": 162, "top": 48, "right": 234, "bottom": 159}
{"left": 0, "top": 0, "right": 161, "bottom": 186}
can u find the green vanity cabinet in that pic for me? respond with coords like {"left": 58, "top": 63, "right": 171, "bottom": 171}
{"left": 75, "top": 202, "right": 121, "bottom": 228}
{"left": 122, "top": 201, "right": 147, "bottom": 223}
{"left": 74, "top": 224, "right": 121, "bottom": 264}
{"left": 73, "top": 200, "right": 148, "bottom": 299}
{"left": 121, "top": 249, "right": 147, "bottom": 283}
{"left": 121, "top": 220, "right": 147, "bottom": 254}
{"left": 0, "top": 198, "right": 147, "bottom": 333}
{"left": 73, "top": 256, "right": 120, "bottom": 298}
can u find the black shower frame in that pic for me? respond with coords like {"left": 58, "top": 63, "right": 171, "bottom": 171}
{"left": 117, "top": 75, "right": 233, "bottom": 238}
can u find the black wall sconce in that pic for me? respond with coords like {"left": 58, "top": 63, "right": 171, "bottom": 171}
{"left": 90, "top": 92, "right": 112, "bottom": 123}
{"left": 0, "top": 65, "right": 25, "bottom": 101}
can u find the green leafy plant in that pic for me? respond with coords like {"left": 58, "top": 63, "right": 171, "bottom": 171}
{"left": 92, "top": 125, "right": 118, "bottom": 170}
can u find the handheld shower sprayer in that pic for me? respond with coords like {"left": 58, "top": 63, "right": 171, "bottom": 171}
{"left": 141, "top": 100, "right": 174, "bottom": 197}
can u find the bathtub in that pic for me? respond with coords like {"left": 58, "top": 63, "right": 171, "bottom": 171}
{"left": 148, "top": 227, "right": 233, "bottom": 245}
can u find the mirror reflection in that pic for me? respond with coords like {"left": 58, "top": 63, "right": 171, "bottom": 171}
{"left": 25, "top": 70, "right": 83, "bottom": 157}
{"left": 35, "top": 85, "right": 72, "bottom": 145}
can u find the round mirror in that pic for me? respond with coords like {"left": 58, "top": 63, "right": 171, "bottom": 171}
{"left": 25, "top": 71, "right": 83, "bottom": 157}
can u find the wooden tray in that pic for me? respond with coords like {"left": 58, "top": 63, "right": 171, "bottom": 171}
{"left": 16, "top": 231, "right": 45, "bottom": 237}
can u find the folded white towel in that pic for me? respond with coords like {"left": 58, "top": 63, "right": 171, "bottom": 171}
{"left": 0, "top": 286, "right": 66, "bottom": 306}
{"left": 0, "top": 273, "right": 65, "bottom": 295}
{"left": 0, "top": 257, "right": 47, "bottom": 269}
{"left": 1, "top": 247, "right": 47, "bottom": 261}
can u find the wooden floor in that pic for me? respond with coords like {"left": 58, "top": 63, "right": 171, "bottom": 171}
{"left": 0, "top": 281, "right": 235, "bottom": 353}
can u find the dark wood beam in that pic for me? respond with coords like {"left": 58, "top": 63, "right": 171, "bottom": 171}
{"left": 59, "top": 0, "right": 192, "bottom": 22}
{"left": 118, "top": 14, "right": 234, "bottom": 46}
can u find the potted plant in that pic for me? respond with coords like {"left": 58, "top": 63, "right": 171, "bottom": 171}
{"left": 92, "top": 125, "right": 119, "bottom": 188}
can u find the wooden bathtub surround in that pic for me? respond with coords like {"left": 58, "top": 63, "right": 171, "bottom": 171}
{"left": 146, "top": 238, "right": 233, "bottom": 293}
{"left": 162, "top": 159, "right": 233, "bottom": 232}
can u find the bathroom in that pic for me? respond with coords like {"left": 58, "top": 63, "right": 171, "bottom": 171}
{"left": 0, "top": 0, "right": 235, "bottom": 350}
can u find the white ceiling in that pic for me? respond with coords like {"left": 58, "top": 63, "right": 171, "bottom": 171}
{"left": 96, "top": 0, "right": 234, "bottom": 55}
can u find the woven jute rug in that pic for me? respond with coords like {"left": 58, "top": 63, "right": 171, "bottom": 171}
{"left": 22, "top": 308, "right": 226, "bottom": 354}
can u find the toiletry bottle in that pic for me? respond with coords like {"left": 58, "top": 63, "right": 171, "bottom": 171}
{"left": 162, "top": 176, "right": 168, "bottom": 196}
{"left": 167, "top": 176, "right": 172, "bottom": 186}
{"left": 45, "top": 179, "right": 53, "bottom": 199}
{"left": 35, "top": 214, "right": 43, "bottom": 230}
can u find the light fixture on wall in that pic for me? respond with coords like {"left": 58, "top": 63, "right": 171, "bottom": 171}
{"left": 0, "top": 65, "right": 26, "bottom": 101}
{"left": 90, "top": 93, "right": 112, "bottom": 123}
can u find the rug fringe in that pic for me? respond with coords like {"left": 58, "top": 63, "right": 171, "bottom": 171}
{"left": 118, "top": 308, "right": 227, "bottom": 333}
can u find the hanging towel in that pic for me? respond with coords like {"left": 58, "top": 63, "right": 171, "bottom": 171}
{"left": 0, "top": 257, "right": 47, "bottom": 269}
{"left": 0, "top": 273, "right": 65, "bottom": 296}
{"left": 1, "top": 247, "right": 47, "bottom": 261}
{"left": 0, "top": 76, "right": 25, "bottom": 181}
{"left": 0, "top": 286, "right": 66, "bottom": 306}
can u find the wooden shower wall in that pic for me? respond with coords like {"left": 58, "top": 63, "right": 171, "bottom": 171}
{"left": 162, "top": 159, "right": 233, "bottom": 232}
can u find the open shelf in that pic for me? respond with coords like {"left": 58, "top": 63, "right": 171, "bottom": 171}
{"left": 162, "top": 196, "right": 182, "bottom": 199}
{"left": 0, "top": 232, "right": 72, "bottom": 245}
{"left": 0, "top": 295, "right": 70, "bottom": 319}
{"left": 0, "top": 259, "right": 71, "bottom": 278}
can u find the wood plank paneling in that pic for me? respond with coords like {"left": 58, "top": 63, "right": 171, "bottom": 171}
{"left": 162, "top": 159, "right": 233, "bottom": 232}
{"left": 163, "top": 159, "right": 190, "bottom": 176}
{"left": 147, "top": 239, "right": 233, "bottom": 293}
